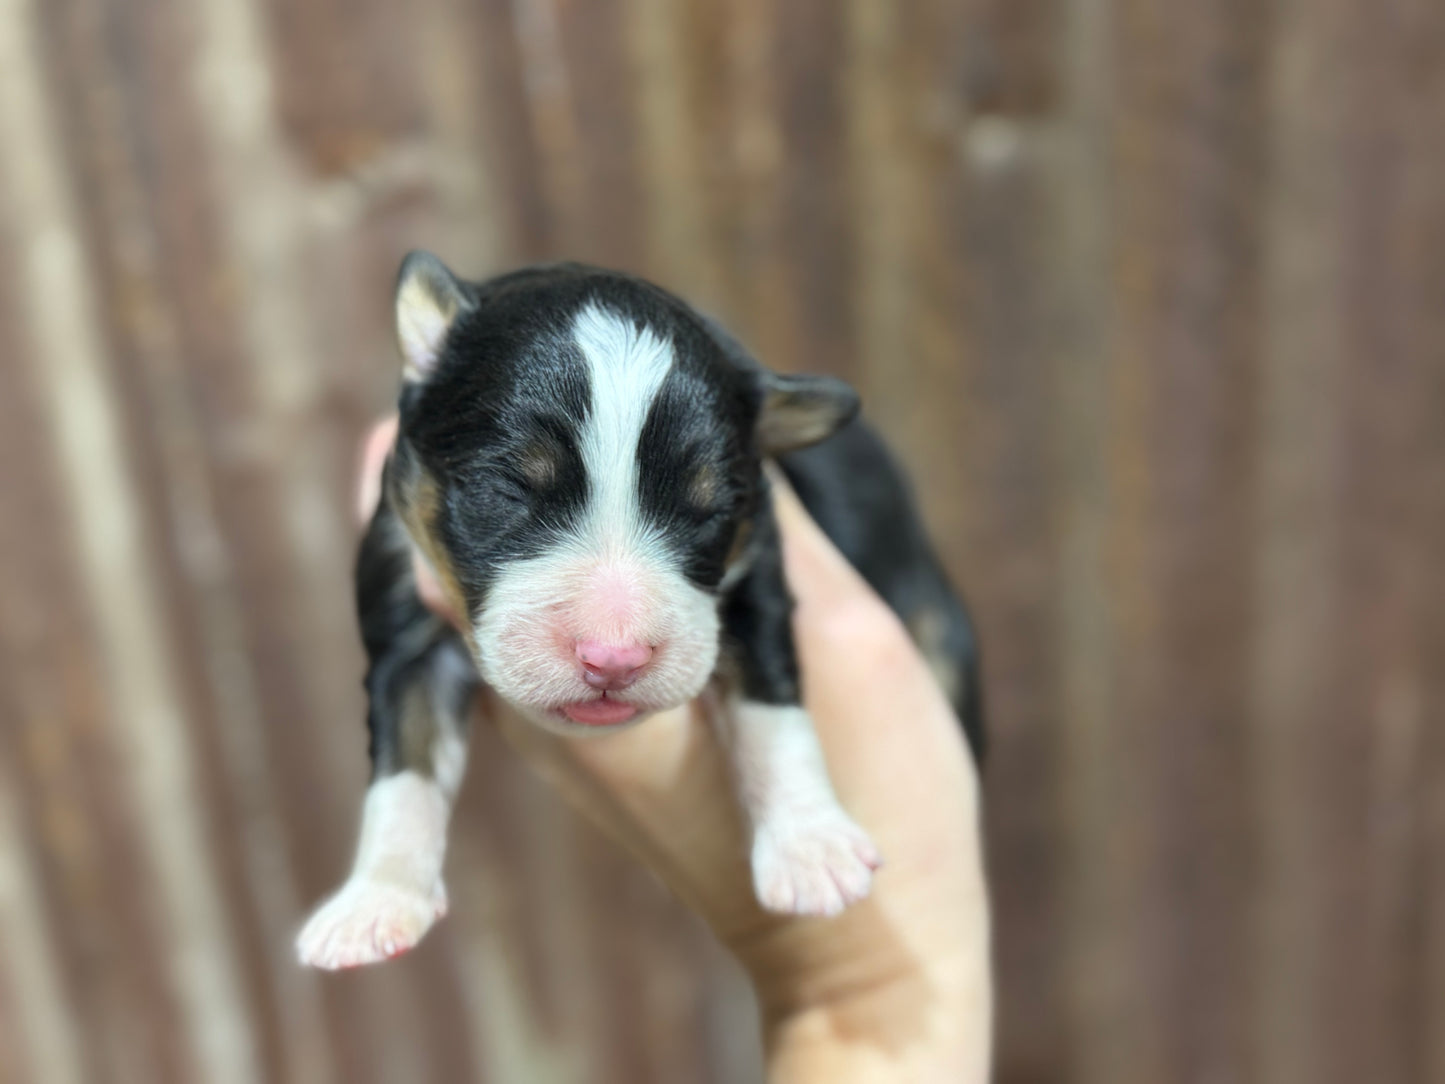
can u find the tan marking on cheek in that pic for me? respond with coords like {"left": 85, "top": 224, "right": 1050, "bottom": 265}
{"left": 908, "top": 607, "right": 963, "bottom": 704}
{"left": 688, "top": 462, "right": 722, "bottom": 507}
{"left": 395, "top": 471, "right": 470, "bottom": 624}
{"left": 724, "top": 515, "right": 754, "bottom": 573}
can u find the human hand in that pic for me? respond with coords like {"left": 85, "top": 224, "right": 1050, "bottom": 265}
{"left": 357, "top": 418, "right": 991, "bottom": 1081}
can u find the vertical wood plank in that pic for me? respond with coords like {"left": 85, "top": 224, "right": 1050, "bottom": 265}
{"left": 1253, "top": 0, "right": 1352, "bottom": 1079}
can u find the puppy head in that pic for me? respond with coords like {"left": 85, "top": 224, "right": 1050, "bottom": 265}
{"left": 388, "top": 253, "right": 857, "bottom": 734}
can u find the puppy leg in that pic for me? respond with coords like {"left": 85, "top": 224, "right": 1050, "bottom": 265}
{"left": 296, "top": 503, "right": 476, "bottom": 969}
{"left": 720, "top": 702, "right": 882, "bottom": 917}
{"left": 718, "top": 505, "right": 881, "bottom": 918}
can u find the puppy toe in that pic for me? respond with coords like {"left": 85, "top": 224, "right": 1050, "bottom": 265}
{"left": 296, "top": 876, "right": 446, "bottom": 970}
{"left": 751, "top": 803, "right": 880, "bottom": 918}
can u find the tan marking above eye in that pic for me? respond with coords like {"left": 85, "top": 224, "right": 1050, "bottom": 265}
{"left": 688, "top": 462, "right": 723, "bottom": 507}
{"left": 518, "top": 443, "right": 559, "bottom": 487}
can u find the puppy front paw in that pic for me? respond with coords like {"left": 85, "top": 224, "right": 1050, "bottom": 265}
{"left": 751, "top": 801, "right": 882, "bottom": 918}
{"left": 296, "top": 875, "right": 448, "bottom": 970}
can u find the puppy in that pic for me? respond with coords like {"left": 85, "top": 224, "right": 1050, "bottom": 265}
{"left": 297, "top": 255, "right": 983, "bottom": 969}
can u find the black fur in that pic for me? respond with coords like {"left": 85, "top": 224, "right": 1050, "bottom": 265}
{"left": 719, "top": 490, "right": 801, "bottom": 705}
{"left": 636, "top": 357, "right": 760, "bottom": 589}
{"left": 356, "top": 498, "right": 475, "bottom": 779}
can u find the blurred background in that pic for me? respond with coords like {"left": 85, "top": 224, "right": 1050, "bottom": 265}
{"left": 1, "top": 0, "right": 1442, "bottom": 1081}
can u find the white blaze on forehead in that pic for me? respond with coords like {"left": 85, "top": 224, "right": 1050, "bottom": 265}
{"left": 572, "top": 301, "right": 674, "bottom": 544}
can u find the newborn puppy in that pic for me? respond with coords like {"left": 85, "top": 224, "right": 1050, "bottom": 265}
{"left": 297, "top": 255, "right": 983, "bottom": 969}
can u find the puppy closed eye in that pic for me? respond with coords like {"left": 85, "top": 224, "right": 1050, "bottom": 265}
{"left": 486, "top": 442, "right": 560, "bottom": 510}
{"left": 516, "top": 442, "right": 560, "bottom": 490}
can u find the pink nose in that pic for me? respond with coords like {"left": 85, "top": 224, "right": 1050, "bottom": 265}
{"left": 575, "top": 640, "right": 654, "bottom": 689}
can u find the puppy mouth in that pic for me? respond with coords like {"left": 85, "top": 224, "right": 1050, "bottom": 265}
{"left": 557, "top": 695, "right": 640, "bottom": 727}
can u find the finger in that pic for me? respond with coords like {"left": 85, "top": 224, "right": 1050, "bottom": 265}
{"left": 766, "top": 466, "right": 913, "bottom": 653}
{"left": 356, "top": 415, "right": 399, "bottom": 525}
{"left": 766, "top": 465, "right": 889, "bottom": 607}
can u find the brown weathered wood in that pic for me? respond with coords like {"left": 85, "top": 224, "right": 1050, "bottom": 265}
{"left": 1, "top": 0, "right": 1442, "bottom": 1080}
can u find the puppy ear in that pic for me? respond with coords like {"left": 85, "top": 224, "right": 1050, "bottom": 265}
{"left": 395, "top": 251, "right": 472, "bottom": 381}
{"left": 756, "top": 372, "right": 860, "bottom": 455}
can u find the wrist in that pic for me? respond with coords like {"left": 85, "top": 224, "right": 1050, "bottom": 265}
{"left": 731, "top": 910, "right": 991, "bottom": 1083}
{"left": 756, "top": 957, "right": 990, "bottom": 1083}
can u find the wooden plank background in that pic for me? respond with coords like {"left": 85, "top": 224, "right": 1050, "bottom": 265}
{"left": 1, "top": 0, "right": 1442, "bottom": 1080}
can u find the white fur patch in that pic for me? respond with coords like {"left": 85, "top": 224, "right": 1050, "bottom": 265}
{"left": 572, "top": 301, "right": 674, "bottom": 549}
{"left": 720, "top": 702, "right": 881, "bottom": 917}
{"left": 470, "top": 303, "right": 721, "bottom": 731}
{"left": 296, "top": 772, "right": 452, "bottom": 969}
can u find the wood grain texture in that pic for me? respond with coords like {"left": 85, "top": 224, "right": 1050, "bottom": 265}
{"left": 0, "top": 0, "right": 1441, "bottom": 1080}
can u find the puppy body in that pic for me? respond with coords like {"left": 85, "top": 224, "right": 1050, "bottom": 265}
{"left": 296, "top": 258, "right": 981, "bottom": 969}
